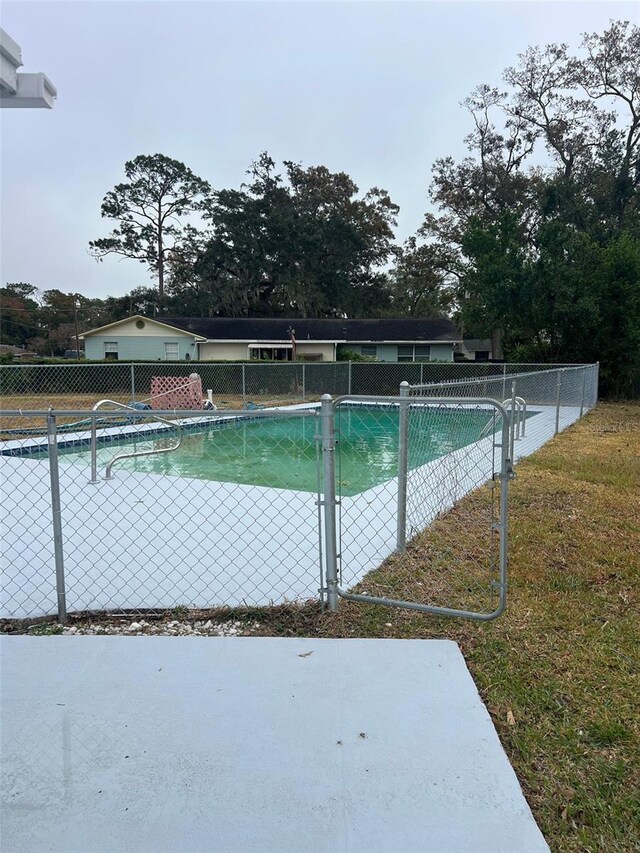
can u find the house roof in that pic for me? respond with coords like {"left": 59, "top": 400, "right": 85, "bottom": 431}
{"left": 0, "top": 344, "right": 37, "bottom": 357}
{"left": 461, "top": 338, "right": 492, "bottom": 350}
{"left": 78, "top": 315, "right": 206, "bottom": 341}
{"left": 160, "top": 317, "right": 460, "bottom": 343}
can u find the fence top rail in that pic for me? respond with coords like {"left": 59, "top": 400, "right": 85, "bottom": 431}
{"left": 333, "top": 394, "right": 510, "bottom": 418}
{"left": 0, "top": 360, "right": 595, "bottom": 369}
{"left": 0, "top": 407, "right": 319, "bottom": 419}
{"left": 409, "top": 364, "right": 598, "bottom": 392}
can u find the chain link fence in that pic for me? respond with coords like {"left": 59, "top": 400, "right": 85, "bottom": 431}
{"left": 408, "top": 364, "right": 599, "bottom": 463}
{"left": 1, "top": 408, "right": 324, "bottom": 621}
{"left": 1, "top": 364, "right": 598, "bottom": 626}
{"left": 1, "top": 360, "right": 589, "bottom": 416}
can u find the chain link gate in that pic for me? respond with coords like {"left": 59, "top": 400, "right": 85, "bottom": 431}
{"left": 321, "top": 395, "right": 513, "bottom": 621}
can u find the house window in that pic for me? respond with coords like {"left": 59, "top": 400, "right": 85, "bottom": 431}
{"left": 248, "top": 346, "right": 293, "bottom": 361}
{"left": 398, "top": 345, "right": 431, "bottom": 362}
{"left": 104, "top": 342, "right": 118, "bottom": 360}
{"left": 361, "top": 345, "right": 377, "bottom": 358}
{"left": 164, "top": 342, "right": 179, "bottom": 360}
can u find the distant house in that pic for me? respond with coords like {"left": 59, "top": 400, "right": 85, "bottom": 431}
{"left": 457, "top": 338, "right": 494, "bottom": 362}
{"left": 79, "top": 316, "right": 461, "bottom": 362}
{"left": 0, "top": 344, "right": 37, "bottom": 359}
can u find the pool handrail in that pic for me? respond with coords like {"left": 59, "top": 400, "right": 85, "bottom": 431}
{"left": 502, "top": 396, "right": 527, "bottom": 440}
{"left": 91, "top": 399, "right": 183, "bottom": 482}
{"left": 477, "top": 395, "right": 527, "bottom": 443}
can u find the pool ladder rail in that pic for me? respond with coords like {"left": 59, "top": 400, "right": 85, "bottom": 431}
{"left": 478, "top": 397, "right": 527, "bottom": 442}
{"left": 90, "top": 400, "right": 183, "bottom": 482}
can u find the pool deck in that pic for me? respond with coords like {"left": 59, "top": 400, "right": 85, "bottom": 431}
{"left": 0, "top": 636, "right": 550, "bottom": 852}
{"left": 1, "top": 404, "right": 583, "bottom": 619}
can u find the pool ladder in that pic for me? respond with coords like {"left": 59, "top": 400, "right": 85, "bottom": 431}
{"left": 480, "top": 397, "right": 527, "bottom": 441}
{"left": 89, "top": 400, "right": 183, "bottom": 482}
{"left": 479, "top": 397, "right": 527, "bottom": 442}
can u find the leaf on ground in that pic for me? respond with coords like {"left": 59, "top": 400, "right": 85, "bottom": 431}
{"left": 298, "top": 651, "right": 313, "bottom": 658}
{"left": 506, "top": 710, "right": 516, "bottom": 726}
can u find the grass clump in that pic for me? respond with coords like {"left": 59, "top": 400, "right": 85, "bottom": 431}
{"left": 27, "top": 623, "right": 64, "bottom": 636}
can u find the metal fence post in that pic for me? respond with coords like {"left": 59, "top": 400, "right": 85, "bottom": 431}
{"left": 242, "top": 363, "right": 247, "bottom": 408}
{"left": 579, "top": 367, "right": 587, "bottom": 418}
{"left": 47, "top": 412, "right": 67, "bottom": 624}
{"left": 130, "top": 363, "right": 136, "bottom": 403}
{"left": 348, "top": 361, "right": 352, "bottom": 395}
{"left": 510, "top": 381, "right": 517, "bottom": 462}
{"left": 320, "top": 395, "right": 339, "bottom": 612}
{"left": 555, "top": 369, "right": 563, "bottom": 435}
{"left": 396, "top": 381, "right": 409, "bottom": 552}
{"left": 497, "top": 411, "right": 511, "bottom": 615}
{"left": 502, "top": 363, "right": 507, "bottom": 400}
{"left": 90, "top": 412, "right": 99, "bottom": 483}
{"left": 302, "top": 363, "right": 306, "bottom": 403}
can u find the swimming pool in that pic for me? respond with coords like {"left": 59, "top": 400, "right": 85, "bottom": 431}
{"left": 25, "top": 405, "right": 503, "bottom": 496}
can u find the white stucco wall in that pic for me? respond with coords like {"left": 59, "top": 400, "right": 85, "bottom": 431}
{"left": 297, "top": 342, "right": 335, "bottom": 361}
{"left": 198, "top": 342, "right": 251, "bottom": 360}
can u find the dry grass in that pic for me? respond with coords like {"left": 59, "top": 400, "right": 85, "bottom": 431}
{"left": 0, "top": 393, "right": 319, "bottom": 433}
{"left": 0, "top": 394, "right": 132, "bottom": 432}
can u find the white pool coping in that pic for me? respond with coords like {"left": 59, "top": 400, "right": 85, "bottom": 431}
{"left": 0, "top": 636, "right": 550, "bottom": 852}
{"left": 1, "top": 404, "right": 584, "bottom": 619}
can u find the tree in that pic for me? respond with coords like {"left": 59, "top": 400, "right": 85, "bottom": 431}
{"left": 459, "top": 213, "right": 530, "bottom": 352}
{"left": 0, "top": 282, "right": 41, "bottom": 347}
{"left": 89, "top": 154, "right": 211, "bottom": 304}
{"left": 419, "top": 20, "right": 640, "bottom": 393}
{"left": 387, "top": 238, "right": 454, "bottom": 317}
{"left": 173, "top": 153, "right": 399, "bottom": 318}
{"left": 282, "top": 159, "right": 398, "bottom": 316}
{"left": 101, "top": 286, "right": 164, "bottom": 322}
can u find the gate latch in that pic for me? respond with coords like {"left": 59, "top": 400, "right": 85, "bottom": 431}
{"left": 495, "top": 460, "right": 516, "bottom": 481}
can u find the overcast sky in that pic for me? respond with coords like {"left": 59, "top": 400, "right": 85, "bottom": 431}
{"left": 1, "top": 0, "right": 636, "bottom": 301}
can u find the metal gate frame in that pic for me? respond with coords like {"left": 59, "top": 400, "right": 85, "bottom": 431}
{"left": 320, "top": 394, "right": 513, "bottom": 621}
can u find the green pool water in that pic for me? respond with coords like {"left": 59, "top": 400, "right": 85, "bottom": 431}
{"left": 44, "top": 406, "right": 499, "bottom": 496}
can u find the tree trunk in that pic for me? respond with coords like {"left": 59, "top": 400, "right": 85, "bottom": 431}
{"left": 491, "top": 327, "right": 504, "bottom": 360}
{"left": 157, "top": 204, "right": 164, "bottom": 306}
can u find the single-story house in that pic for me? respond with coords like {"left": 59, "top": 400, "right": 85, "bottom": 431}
{"left": 456, "top": 338, "right": 494, "bottom": 362}
{"left": 0, "top": 344, "right": 38, "bottom": 359}
{"left": 79, "top": 316, "right": 461, "bottom": 362}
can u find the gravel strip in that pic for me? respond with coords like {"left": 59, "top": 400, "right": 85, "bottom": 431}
{"left": 57, "top": 619, "right": 258, "bottom": 637}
